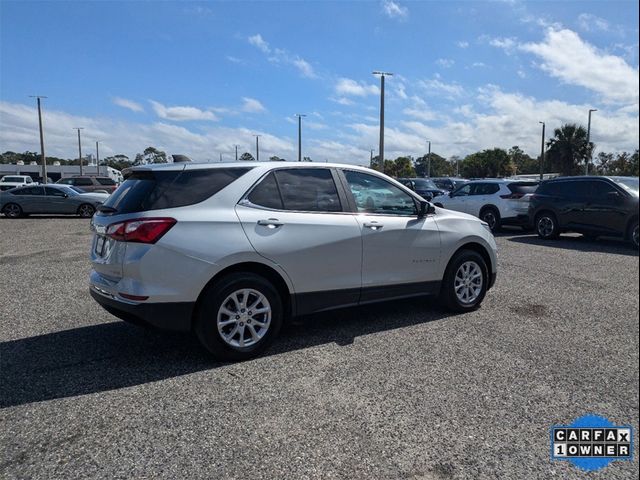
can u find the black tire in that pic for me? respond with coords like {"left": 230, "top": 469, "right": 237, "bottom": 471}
{"left": 439, "top": 250, "right": 489, "bottom": 312}
{"left": 535, "top": 211, "right": 559, "bottom": 239}
{"left": 480, "top": 207, "right": 501, "bottom": 232}
{"left": 78, "top": 203, "right": 95, "bottom": 218}
{"left": 2, "top": 203, "right": 23, "bottom": 218}
{"left": 194, "top": 273, "right": 283, "bottom": 361}
{"left": 629, "top": 220, "right": 639, "bottom": 249}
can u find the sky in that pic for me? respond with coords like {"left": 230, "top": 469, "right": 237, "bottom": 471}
{"left": 0, "top": 0, "right": 638, "bottom": 165}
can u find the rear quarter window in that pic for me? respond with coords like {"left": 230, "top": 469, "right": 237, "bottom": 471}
{"left": 96, "top": 178, "right": 116, "bottom": 186}
{"left": 100, "top": 167, "right": 252, "bottom": 214}
{"left": 508, "top": 182, "right": 538, "bottom": 194}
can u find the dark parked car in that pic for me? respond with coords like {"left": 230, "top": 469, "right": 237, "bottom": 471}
{"left": 432, "top": 177, "right": 469, "bottom": 192}
{"left": 397, "top": 178, "right": 447, "bottom": 201}
{"left": 528, "top": 176, "right": 639, "bottom": 248}
{"left": 56, "top": 175, "right": 118, "bottom": 193}
{"left": 0, "top": 184, "right": 109, "bottom": 218}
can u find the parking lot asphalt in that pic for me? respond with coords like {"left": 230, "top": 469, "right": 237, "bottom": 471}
{"left": 1, "top": 217, "right": 638, "bottom": 479}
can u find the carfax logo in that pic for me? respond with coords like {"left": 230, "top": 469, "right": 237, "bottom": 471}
{"left": 551, "top": 415, "right": 634, "bottom": 471}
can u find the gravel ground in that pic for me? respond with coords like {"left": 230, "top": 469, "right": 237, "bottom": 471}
{"left": 1, "top": 217, "right": 638, "bottom": 479}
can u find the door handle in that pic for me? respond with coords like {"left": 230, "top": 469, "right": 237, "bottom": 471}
{"left": 257, "top": 218, "right": 283, "bottom": 228}
{"left": 363, "top": 221, "right": 383, "bottom": 230}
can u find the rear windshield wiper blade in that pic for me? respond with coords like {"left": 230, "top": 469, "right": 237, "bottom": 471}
{"left": 97, "top": 205, "right": 118, "bottom": 213}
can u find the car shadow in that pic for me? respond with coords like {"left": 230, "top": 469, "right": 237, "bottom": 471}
{"left": 508, "top": 234, "right": 638, "bottom": 257}
{"left": 1, "top": 297, "right": 455, "bottom": 408}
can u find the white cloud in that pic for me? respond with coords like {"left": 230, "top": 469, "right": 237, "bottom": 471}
{"left": 112, "top": 97, "right": 144, "bottom": 113}
{"left": 471, "top": 62, "right": 486, "bottom": 68}
{"left": 248, "top": 34, "right": 316, "bottom": 78}
{"left": 419, "top": 77, "right": 465, "bottom": 98}
{"left": 335, "top": 77, "right": 379, "bottom": 97}
{"left": 241, "top": 97, "right": 266, "bottom": 113}
{"left": 0, "top": 101, "right": 293, "bottom": 162}
{"left": 436, "top": 58, "right": 455, "bottom": 68}
{"left": 456, "top": 41, "right": 469, "bottom": 48}
{"left": 382, "top": 0, "right": 408, "bottom": 20}
{"left": 520, "top": 28, "right": 639, "bottom": 105}
{"left": 577, "top": 13, "right": 610, "bottom": 33}
{"left": 329, "top": 96, "right": 355, "bottom": 106}
{"left": 489, "top": 36, "right": 518, "bottom": 52}
{"left": 226, "top": 55, "right": 244, "bottom": 64}
{"left": 248, "top": 34, "right": 270, "bottom": 53}
{"left": 149, "top": 100, "right": 218, "bottom": 121}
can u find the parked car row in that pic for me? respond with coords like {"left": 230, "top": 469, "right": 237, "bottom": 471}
{"left": 429, "top": 176, "right": 638, "bottom": 248}
{"left": 0, "top": 174, "right": 118, "bottom": 193}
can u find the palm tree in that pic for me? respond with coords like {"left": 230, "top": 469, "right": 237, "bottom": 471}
{"left": 546, "top": 124, "right": 592, "bottom": 176}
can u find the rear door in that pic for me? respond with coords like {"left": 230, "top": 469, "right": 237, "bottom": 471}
{"left": 466, "top": 183, "right": 500, "bottom": 217}
{"left": 11, "top": 186, "right": 46, "bottom": 212}
{"left": 235, "top": 168, "right": 363, "bottom": 309}
{"left": 340, "top": 169, "right": 441, "bottom": 300}
{"left": 559, "top": 181, "right": 590, "bottom": 228}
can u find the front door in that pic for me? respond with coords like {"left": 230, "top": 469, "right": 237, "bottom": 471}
{"left": 340, "top": 169, "right": 441, "bottom": 302}
{"left": 235, "top": 168, "right": 363, "bottom": 312}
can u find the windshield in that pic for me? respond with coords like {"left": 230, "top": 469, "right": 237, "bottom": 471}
{"left": 611, "top": 177, "right": 639, "bottom": 196}
{"left": 411, "top": 179, "right": 438, "bottom": 189}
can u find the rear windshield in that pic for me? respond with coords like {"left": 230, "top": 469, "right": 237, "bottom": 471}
{"left": 2, "top": 176, "right": 26, "bottom": 183}
{"left": 508, "top": 182, "right": 538, "bottom": 194}
{"left": 96, "top": 177, "right": 117, "bottom": 185}
{"left": 99, "top": 167, "right": 252, "bottom": 214}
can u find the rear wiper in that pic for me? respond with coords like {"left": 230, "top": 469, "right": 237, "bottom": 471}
{"left": 97, "top": 205, "right": 118, "bottom": 213}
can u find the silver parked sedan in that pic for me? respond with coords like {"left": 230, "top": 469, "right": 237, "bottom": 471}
{"left": 0, "top": 184, "right": 109, "bottom": 218}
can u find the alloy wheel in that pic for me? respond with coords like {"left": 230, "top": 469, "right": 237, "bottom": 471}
{"left": 454, "top": 261, "right": 483, "bottom": 305}
{"left": 79, "top": 205, "right": 95, "bottom": 218}
{"left": 217, "top": 288, "right": 272, "bottom": 349}
{"left": 482, "top": 211, "right": 497, "bottom": 231}
{"left": 633, "top": 224, "right": 639, "bottom": 248}
{"left": 537, "top": 216, "right": 554, "bottom": 237}
{"left": 4, "top": 204, "right": 20, "bottom": 218}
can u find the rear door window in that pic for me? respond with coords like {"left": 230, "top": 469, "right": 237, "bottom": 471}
{"left": 100, "top": 167, "right": 252, "bottom": 214}
{"left": 274, "top": 169, "right": 342, "bottom": 212}
{"left": 45, "top": 187, "right": 67, "bottom": 197}
{"left": 13, "top": 186, "right": 44, "bottom": 195}
{"left": 247, "top": 172, "right": 283, "bottom": 210}
{"left": 96, "top": 178, "right": 116, "bottom": 186}
{"left": 73, "top": 178, "right": 94, "bottom": 186}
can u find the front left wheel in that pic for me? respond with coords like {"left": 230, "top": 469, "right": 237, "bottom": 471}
{"left": 439, "top": 250, "right": 488, "bottom": 312}
{"left": 195, "top": 273, "right": 283, "bottom": 361}
{"left": 629, "top": 220, "right": 639, "bottom": 249}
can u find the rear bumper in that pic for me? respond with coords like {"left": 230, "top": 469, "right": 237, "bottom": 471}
{"left": 90, "top": 288, "right": 194, "bottom": 332}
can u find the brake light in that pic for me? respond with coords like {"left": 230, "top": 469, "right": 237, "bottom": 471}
{"left": 106, "top": 217, "right": 176, "bottom": 244}
{"left": 500, "top": 193, "right": 524, "bottom": 199}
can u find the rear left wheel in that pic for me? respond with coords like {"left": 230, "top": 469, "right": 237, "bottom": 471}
{"left": 629, "top": 220, "right": 639, "bottom": 249}
{"left": 2, "top": 203, "right": 22, "bottom": 218}
{"left": 195, "top": 273, "right": 283, "bottom": 361}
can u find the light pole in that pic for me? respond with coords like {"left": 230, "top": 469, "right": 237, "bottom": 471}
{"left": 253, "top": 135, "right": 261, "bottom": 161}
{"left": 74, "top": 128, "right": 84, "bottom": 175}
{"left": 95, "top": 140, "right": 100, "bottom": 175}
{"left": 538, "top": 122, "right": 545, "bottom": 180}
{"left": 585, "top": 109, "right": 597, "bottom": 175}
{"left": 373, "top": 71, "right": 393, "bottom": 171}
{"left": 29, "top": 96, "right": 47, "bottom": 183}
{"left": 234, "top": 145, "right": 240, "bottom": 161}
{"left": 426, "top": 140, "right": 432, "bottom": 177}
{"left": 296, "top": 114, "right": 306, "bottom": 161}
{"left": 370, "top": 149, "right": 375, "bottom": 168}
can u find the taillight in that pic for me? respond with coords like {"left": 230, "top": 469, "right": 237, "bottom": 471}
{"left": 500, "top": 193, "right": 524, "bottom": 199}
{"left": 106, "top": 217, "right": 176, "bottom": 244}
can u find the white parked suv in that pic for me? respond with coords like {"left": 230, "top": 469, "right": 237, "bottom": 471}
{"left": 90, "top": 162, "right": 498, "bottom": 360}
{"left": 433, "top": 179, "right": 538, "bottom": 232}
{"left": 0, "top": 175, "right": 35, "bottom": 191}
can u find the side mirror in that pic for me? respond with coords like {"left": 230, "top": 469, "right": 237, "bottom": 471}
{"left": 418, "top": 201, "right": 436, "bottom": 218}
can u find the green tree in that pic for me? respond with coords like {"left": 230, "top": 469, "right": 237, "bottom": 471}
{"left": 595, "top": 150, "right": 639, "bottom": 176}
{"left": 546, "top": 124, "right": 591, "bottom": 176}
{"left": 133, "top": 146, "right": 168, "bottom": 165}
{"left": 269, "top": 156, "right": 286, "bottom": 161}
{"left": 394, "top": 156, "right": 416, "bottom": 177}
{"left": 382, "top": 159, "right": 398, "bottom": 177}
{"left": 103, "top": 154, "right": 131, "bottom": 171}
{"left": 461, "top": 148, "right": 515, "bottom": 178}
{"left": 239, "top": 152, "right": 255, "bottom": 161}
{"left": 508, "top": 146, "right": 538, "bottom": 175}
{"left": 415, "top": 153, "right": 452, "bottom": 177}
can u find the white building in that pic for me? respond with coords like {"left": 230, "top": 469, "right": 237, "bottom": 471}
{"left": 0, "top": 163, "right": 123, "bottom": 183}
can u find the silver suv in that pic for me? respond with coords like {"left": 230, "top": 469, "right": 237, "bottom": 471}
{"left": 90, "top": 162, "right": 497, "bottom": 360}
